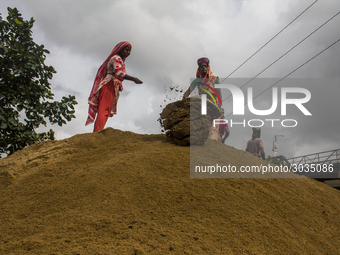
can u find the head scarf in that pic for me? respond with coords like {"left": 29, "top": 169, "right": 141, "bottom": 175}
{"left": 197, "top": 57, "right": 209, "bottom": 66}
{"left": 196, "top": 57, "right": 213, "bottom": 79}
{"left": 85, "top": 41, "right": 131, "bottom": 126}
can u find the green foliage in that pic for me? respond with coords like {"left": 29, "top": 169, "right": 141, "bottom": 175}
{"left": 266, "top": 155, "right": 287, "bottom": 166}
{"left": 0, "top": 7, "right": 78, "bottom": 157}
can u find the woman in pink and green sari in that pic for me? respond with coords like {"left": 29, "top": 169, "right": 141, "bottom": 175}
{"left": 183, "top": 57, "right": 222, "bottom": 108}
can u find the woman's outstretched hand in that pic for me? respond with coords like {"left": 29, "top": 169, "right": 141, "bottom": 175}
{"left": 123, "top": 74, "right": 143, "bottom": 84}
{"left": 133, "top": 77, "right": 143, "bottom": 84}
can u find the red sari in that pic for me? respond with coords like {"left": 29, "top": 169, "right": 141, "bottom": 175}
{"left": 195, "top": 65, "right": 221, "bottom": 108}
{"left": 85, "top": 41, "right": 131, "bottom": 131}
{"left": 190, "top": 57, "right": 222, "bottom": 108}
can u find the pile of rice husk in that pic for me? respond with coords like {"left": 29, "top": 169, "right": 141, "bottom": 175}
{"left": 0, "top": 128, "right": 339, "bottom": 254}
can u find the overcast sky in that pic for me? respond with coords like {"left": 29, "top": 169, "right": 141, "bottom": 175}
{"left": 1, "top": 0, "right": 339, "bottom": 160}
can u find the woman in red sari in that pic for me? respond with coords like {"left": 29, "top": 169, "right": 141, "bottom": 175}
{"left": 183, "top": 57, "right": 222, "bottom": 108}
{"left": 183, "top": 57, "right": 228, "bottom": 142}
{"left": 85, "top": 41, "right": 143, "bottom": 132}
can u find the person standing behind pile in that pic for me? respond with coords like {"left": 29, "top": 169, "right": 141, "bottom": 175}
{"left": 85, "top": 41, "right": 143, "bottom": 132}
{"left": 246, "top": 128, "right": 265, "bottom": 160}
{"left": 183, "top": 57, "right": 222, "bottom": 108}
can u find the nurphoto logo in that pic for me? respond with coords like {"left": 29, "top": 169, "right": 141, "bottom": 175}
{"left": 200, "top": 84, "right": 312, "bottom": 128}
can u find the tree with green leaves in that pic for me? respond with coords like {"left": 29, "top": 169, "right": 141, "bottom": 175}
{"left": 0, "top": 7, "right": 78, "bottom": 157}
{"left": 266, "top": 155, "right": 288, "bottom": 166}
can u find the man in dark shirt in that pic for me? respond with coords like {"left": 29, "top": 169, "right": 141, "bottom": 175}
{"left": 246, "top": 128, "right": 265, "bottom": 160}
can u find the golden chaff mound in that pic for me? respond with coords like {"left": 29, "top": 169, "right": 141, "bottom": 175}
{"left": 0, "top": 128, "right": 340, "bottom": 254}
